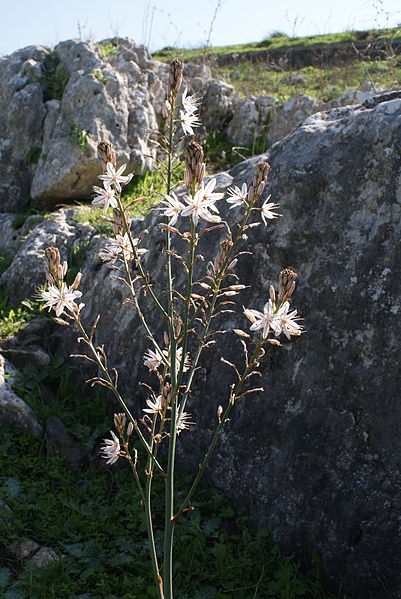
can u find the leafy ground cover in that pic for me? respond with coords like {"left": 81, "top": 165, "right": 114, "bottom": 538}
{"left": 0, "top": 357, "right": 344, "bottom": 599}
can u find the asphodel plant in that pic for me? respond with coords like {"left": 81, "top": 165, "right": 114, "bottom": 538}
{"left": 38, "top": 59, "right": 304, "bottom": 599}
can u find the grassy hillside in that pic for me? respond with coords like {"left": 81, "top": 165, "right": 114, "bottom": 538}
{"left": 153, "top": 27, "right": 401, "bottom": 102}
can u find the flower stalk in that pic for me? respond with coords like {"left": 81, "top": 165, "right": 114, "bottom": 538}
{"left": 37, "top": 59, "right": 304, "bottom": 599}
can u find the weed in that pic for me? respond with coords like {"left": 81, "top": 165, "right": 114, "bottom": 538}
{"left": 0, "top": 254, "right": 38, "bottom": 338}
{"left": 69, "top": 126, "right": 91, "bottom": 152}
{"left": 204, "top": 130, "right": 252, "bottom": 171}
{"left": 27, "top": 147, "right": 42, "bottom": 165}
{"left": 37, "top": 51, "right": 70, "bottom": 101}
{"left": 93, "top": 70, "right": 107, "bottom": 85}
{"left": 98, "top": 40, "right": 120, "bottom": 58}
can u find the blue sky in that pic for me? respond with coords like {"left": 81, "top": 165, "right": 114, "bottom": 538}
{"left": 1, "top": 0, "right": 400, "bottom": 56}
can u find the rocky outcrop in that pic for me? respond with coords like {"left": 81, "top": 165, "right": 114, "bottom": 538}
{"left": 1, "top": 38, "right": 386, "bottom": 213}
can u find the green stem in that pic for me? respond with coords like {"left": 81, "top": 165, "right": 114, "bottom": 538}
{"left": 145, "top": 418, "right": 164, "bottom": 599}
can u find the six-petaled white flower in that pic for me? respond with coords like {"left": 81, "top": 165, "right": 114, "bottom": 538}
{"left": 99, "top": 234, "right": 147, "bottom": 262}
{"left": 143, "top": 395, "right": 164, "bottom": 415}
{"left": 260, "top": 196, "right": 281, "bottom": 225}
{"left": 98, "top": 162, "right": 133, "bottom": 193}
{"left": 270, "top": 301, "right": 303, "bottom": 339}
{"left": 180, "top": 110, "right": 201, "bottom": 136}
{"left": 40, "top": 283, "right": 83, "bottom": 317}
{"left": 181, "top": 88, "right": 199, "bottom": 114}
{"left": 226, "top": 183, "right": 248, "bottom": 209}
{"left": 159, "top": 192, "right": 185, "bottom": 226}
{"left": 181, "top": 179, "right": 224, "bottom": 227}
{"left": 245, "top": 299, "right": 276, "bottom": 339}
{"left": 92, "top": 185, "right": 118, "bottom": 211}
{"left": 100, "top": 431, "right": 121, "bottom": 465}
{"left": 176, "top": 411, "right": 195, "bottom": 434}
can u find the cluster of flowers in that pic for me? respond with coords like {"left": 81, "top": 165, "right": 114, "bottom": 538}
{"left": 244, "top": 269, "right": 303, "bottom": 341}
{"left": 160, "top": 178, "right": 280, "bottom": 229}
{"left": 40, "top": 247, "right": 84, "bottom": 321}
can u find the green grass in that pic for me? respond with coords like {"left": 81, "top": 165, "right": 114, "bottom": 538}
{"left": 152, "top": 27, "right": 401, "bottom": 62}
{"left": 0, "top": 358, "right": 343, "bottom": 599}
{"left": 213, "top": 58, "right": 401, "bottom": 102}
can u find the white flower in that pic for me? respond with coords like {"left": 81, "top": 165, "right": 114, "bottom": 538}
{"left": 143, "top": 346, "right": 190, "bottom": 373}
{"left": 180, "top": 110, "right": 201, "bottom": 135}
{"left": 261, "top": 196, "right": 281, "bottom": 225}
{"left": 271, "top": 301, "right": 303, "bottom": 339}
{"left": 92, "top": 185, "right": 118, "bottom": 211}
{"left": 159, "top": 192, "right": 185, "bottom": 226}
{"left": 98, "top": 162, "right": 133, "bottom": 193}
{"left": 176, "top": 411, "right": 195, "bottom": 434}
{"left": 143, "top": 395, "right": 164, "bottom": 415}
{"left": 99, "top": 234, "right": 147, "bottom": 262}
{"left": 100, "top": 431, "right": 120, "bottom": 465}
{"left": 226, "top": 183, "right": 248, "bottom": 208}
{"left": 181, "top": 179, "right": 224, "bottom": 227}
{"left": 40, "top": 283, "right": 83, "bottom": 317}
{"left": 245, "top": 299, "right": 276, "bottom": 339}
{"left": 181, "top": 88, "right": 199, "bottom": 114}
{"left": 143, "top": 348, "right": 163, "bottom": 370}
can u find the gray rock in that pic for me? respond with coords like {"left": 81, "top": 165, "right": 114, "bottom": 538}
{"left": 267, "top": 93, "right": 323, "bottom": 145}
{"left": 8, "top": 538, "right": 40, "bottom": 560}
{"left": 225, "top": 95, "right": 279, "bottom": 148}
{"left": 0, "top": 354, "right": 43, "bottom": 438}
{"left": 45, "top": 416, "right": 84, "bottom": 469}
{"left": 30, "top": 546, "right": 60, "bottom": 567}
{"left": 0, "top": 342, "right": 51, "bottom": 368}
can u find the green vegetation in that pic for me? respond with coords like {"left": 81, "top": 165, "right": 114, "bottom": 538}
{"left": 214, "top": 59, "right": 401, "bottom": 102}
{"left": 93, "top": 70, "right": 107, "bottom": 85}
{"left": 98, "top": 40, "right": 120, "bottom": 58}
{"left": 152, "top": 26, "right": 401, "bottom": 103}
{"left": 0, "top": 357, "right": 343, "bottom": 599}
{"left": 27, "top": 146, "right": 42, "bottom": 165}
{"left": 152, "top": 27, "right": 401, "bottom": 62}
{"left": 0, "top": 254, "right": 37, "bottom": 338}
{"left": 70, "top": 126, "right": 91, "bottom": 152}
{"left": 37, "top": 51, "right": 70, "bottom": 101}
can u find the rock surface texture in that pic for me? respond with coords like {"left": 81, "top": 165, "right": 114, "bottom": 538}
{"left": 0, "top": 38, "right": 382, "bottom": 212}
{"left": 1, "top": 84, "right": 401, "bottom": 597}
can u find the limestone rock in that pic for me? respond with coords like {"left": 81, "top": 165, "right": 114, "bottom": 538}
{"left": 0, "top": 354, "right": 43, "bottom": 438}
{"left": 225, "top": 95, "right": 279, "bottom": 148}
{"left": 267, "top": 93, "right": 323, "bottom": 145}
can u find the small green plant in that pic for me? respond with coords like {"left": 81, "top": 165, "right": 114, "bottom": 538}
{"left": 93, "top": 70, "right": 107, "bottom": 85}
{"left": 27, "top": 146, "right": 42, "bottom": 165}
{"left": 204, "top": 130, "right": 251, "bottom": 171}
{"left": 0, "top": 253, "right": 38, "bottom": 337}
{"left": 99, "top": 40, "right": 120, "bottom": 58}
{"left": 69, "top": 125, "right": 91, "bottom": 152}
{"left": 37, "top": 51, "right": 70, "bottom": 101}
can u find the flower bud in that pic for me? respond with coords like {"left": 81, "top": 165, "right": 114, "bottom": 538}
{"left": 44, "top": 247, "right": 61, "bottom": 277}
{"left": 97, "top": 141, "right": 116, "bottom": 174}
{"left": 278, "top": 268, "right": 298, "bottom": 303}
{"left": 184, "top": 140, "right": 205, "bottom": 191}
{"left": 127, "top": 422, "right": 134, "bottom": 436}
{"left": 168, "top": 59, "right": 184, "bottom": 97}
